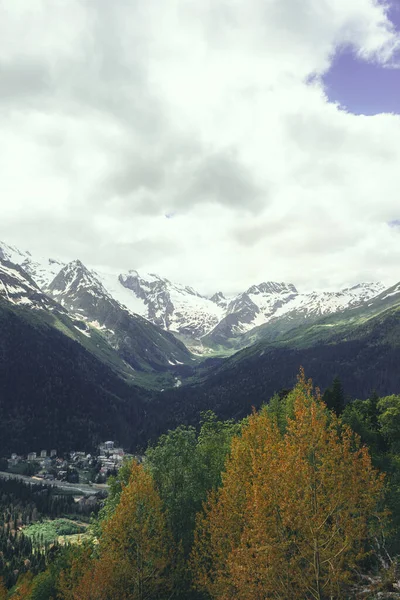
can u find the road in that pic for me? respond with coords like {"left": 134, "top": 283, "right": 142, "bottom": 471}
{"left": 0, "top": 470, "right": 108, "bottom": 496}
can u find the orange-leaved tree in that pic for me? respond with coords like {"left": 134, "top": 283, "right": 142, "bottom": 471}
{"left": 0, "top": 578, "right": 7, "bottom": 600}
{"left": 8, "top": 573, "right": 34, "bottom": 599}
{"left": 191, "top": 369, "right": 385, "bottom": 600}
{"left": 71, "top": 460, "right": 174, "bottom": 600}
{"left": 57, "top": 545, "right": 94, "bottom": 600}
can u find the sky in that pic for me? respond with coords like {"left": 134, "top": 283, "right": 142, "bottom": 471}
{"left": 323, "top": 3, "right": 400, "bottom": 115}
{"left": 0, "top": 0, "right": 400, "bottom": 295}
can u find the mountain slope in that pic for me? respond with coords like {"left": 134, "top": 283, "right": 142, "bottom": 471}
{"left": 47, "top": 261, "right": 193, "bottom": 372}
{"left": 205, "top": 282, "right": 385, "bottom": 350}
{"left": 0, "top": 240, "right": 65, "bottom": 288}
{"left": 118, "top": 270, "right": 224, "bottom": 338}
{"left": 204, "top": 282, "right": 298, "bottom": 347}
{"left": 0, "top": 258, "right": 65, "bottom": 312}
{"left": 0, "top": 298, "right": 152, "bottom": 455}
{"left": 1, "top": 247, "right": 399, "bottom": 457}
{"left": 152, "top": 286, "right": 400, "bottom": 428}
{"left": 0, "top": 239, "right": 388, "bottom": 355}
{"left": 0, "top": 258, "right": 143, "bottom": 381}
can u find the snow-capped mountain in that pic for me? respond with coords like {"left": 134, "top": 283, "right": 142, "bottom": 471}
{"left": 47, "top": 260, "right": 191, "bottom": 370}
{"left": 205, "top": 282, "right": 299, "bottom": 346}
{"left": 118, "top": 270, "right": 224, "bottom": 337}
{"left": 0, "top": 258, "right": 62, "bottom": 311}
{"left": 48, "top": 259, "right": 116, "bottom": 317}
{"left": 0, "top": 240, "right": 65, "bottom": 288}
{"left": 210, "top": 291, "right": 228, "bottom": 308}
{"left": 0, "top": 239, "right": 389, "bottom": 355}
{"left": 273, "top": 283, "right": 386, "bottom": 321}
{"left": 372, "top": 281, "right": 400, "bottom": 305}
{"left": 204, "top": 281, "right": 386, "bottom": 347}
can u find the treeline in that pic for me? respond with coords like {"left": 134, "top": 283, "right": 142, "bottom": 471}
{"left": 4, "top": 370, "right": 400, "bottom": 599}
{"left": 0, "top": 479, "right": 76, "bottom": 523}
{"left": 0, "top": 526, "right": 55, "bottom": 590}
{"left": 0, "top": 478, "right": 99, "bottom": 591}
{"left": 0, "top": 479, "right": 61, "bottom": 590}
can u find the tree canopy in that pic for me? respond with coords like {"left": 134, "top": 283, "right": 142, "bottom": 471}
{"left": 191, "top": 371, "right": 385, "bottom": 600}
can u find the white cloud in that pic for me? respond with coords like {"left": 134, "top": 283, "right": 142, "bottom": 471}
{"left": 0, "top": 0, "right": 399, "bottom": 294}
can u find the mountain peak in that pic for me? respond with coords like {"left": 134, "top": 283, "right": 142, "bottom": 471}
{"left": 0, "top": 240, "right": 28, "bottom": 263}
{"left": 67, "top": 259, "right": 88, "bottom": 271}
{"left": 246, "top": 281, "right": 298, "bottom": 296}
{"left": 0, "top": 240, "right": 65, "bottom": 288}
{"left": 346, "top": 282, "right": 384, "bottom": 294}
{"left": 48, "top": 260, "right": 109, "bottom": 304}
{"left": 0, "top": 257, "right": 61, "bottom": 311}
{"left": 210, "top": 291, "right": 227, "bottom": 307}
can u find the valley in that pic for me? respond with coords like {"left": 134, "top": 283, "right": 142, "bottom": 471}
{"left": 1, "top": 237, "right": 400, "bottom": 459}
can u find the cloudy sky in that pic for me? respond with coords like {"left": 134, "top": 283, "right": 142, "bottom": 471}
{"left": 1, "top": 0, "right": 400, "bottom": 295}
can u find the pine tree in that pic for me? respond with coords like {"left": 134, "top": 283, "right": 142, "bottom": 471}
{"left": 369, "top": 390, "right": 380, "bottom": 426}
{"left": 323, "top": 376, "right": 345, "bottom": 415}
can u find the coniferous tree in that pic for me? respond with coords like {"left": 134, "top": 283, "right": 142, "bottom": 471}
{"left": 323, "top": 376, "right": 345, "bottom": 415}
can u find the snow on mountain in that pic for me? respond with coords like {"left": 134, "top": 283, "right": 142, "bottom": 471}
{"left": 375, "top": 282, "right": 400, "bottom": 303}
{"left": 48, "top": 260, "right": 114, "bottom": 313}
{"left": 21, "top": 257, "right": 65, "bottom": 289}
{"left": 204, "top": 281, "right": 386, "bottom": 347}
{"left": 210, "top": 291, "right": 229, "bottom": 309}
{"left": 47, "top": 260, "right": 191, "bottom": 370}
{"left": 47, "top": 261, "right": 224, "bottom": 340}
{"left": 232, "top": 282, "right": 298, "bottom": 331}
{"left": 273, "top": 282, "right": 386, "bottom": 320}
{"left": 204, "top": 282, "right": 299, "bottom": 344}
{"left": 119, "top": 270, "right": 224, "bottom": 338}
{"left": 0, "top": 240, "right": 65, "bottom": 288}
{"left": 0, "top": 241, "right": 29, "bottom": 264}
{"left": 0, "top": 258, "right": 61, "bottom": 311}
{"left": 0, "top": 239, "right": 389, "bottom": 352}
{"left": 96, "top": 271, "right": 148, "bottom": 317}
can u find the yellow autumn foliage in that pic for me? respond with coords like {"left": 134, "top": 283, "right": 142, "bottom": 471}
{"left": 191, "top": 370, "right": 385, "bottom": 600}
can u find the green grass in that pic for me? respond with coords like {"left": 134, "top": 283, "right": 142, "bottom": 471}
{"left": 24, "top": 519, "right": 86, "bottom": 545}
{"left": 57, "top": 531, "right": 91, "bottom": 546}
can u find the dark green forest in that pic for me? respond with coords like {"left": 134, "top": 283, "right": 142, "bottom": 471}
{"left": 0, "top": 300, "right": 150, "bottom": 455}
{"left": 2, "top": 294, "right": 400, "bottom": 458}
{"left": 2, "top": 375, "right": 400, "bottom": 599}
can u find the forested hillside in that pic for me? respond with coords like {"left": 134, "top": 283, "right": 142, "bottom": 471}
{"left": 3, "top": 290, "right": 400, "bottom": 457}
{"left": 3, "top": 372, "right": 400, "bottom": 599}
{"left": 151, "top": 307, "right": 400, "bottom": 435}
{"left": 0, "top": 299, "right": 150, "bottom": 455}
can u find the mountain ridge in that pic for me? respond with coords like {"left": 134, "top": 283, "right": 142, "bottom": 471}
{"left": 0, "top": 239, "right": 388, "bottom": 354}
{"left": 1, "top": 239, "right": 400, "bottom": 455}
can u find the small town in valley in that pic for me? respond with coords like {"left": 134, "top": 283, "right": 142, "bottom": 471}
{"left": 1, "top": 441, "right": 127, "bottom": 485}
